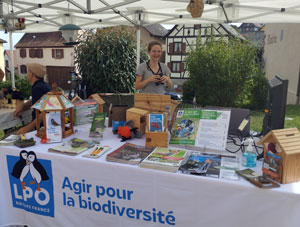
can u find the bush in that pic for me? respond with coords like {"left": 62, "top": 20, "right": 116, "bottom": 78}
{"left": 185, "top": 34, "right": 267, "bottom": 110}
{"left": 75, "top": 27, "right": 137, "bottom": 95}
{"left": 0, "top": 74, "right": 31, "bottom": 99}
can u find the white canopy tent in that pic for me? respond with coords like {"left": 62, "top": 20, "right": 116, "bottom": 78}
{"left": 1, "top": 0, "right": 300, "bottom": 87}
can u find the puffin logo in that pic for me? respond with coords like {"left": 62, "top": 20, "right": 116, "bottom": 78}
{"left": 7, "top": 150, "right": 54, "bottom": 217}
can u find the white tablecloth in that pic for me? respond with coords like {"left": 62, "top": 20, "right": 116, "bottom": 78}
{"left": 1, "top": 125, "right": 300, "bottom": 227}
{"left": 0, "top": 108, "right": 32, "bottom": 131}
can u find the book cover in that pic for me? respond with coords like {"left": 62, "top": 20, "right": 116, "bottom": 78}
{"left": 140, "top": 147, "right": 188, "bottom": 172}
{"left": 262, "top": 151, "right": 282, "bottom": 182}
{"left": 149, "top": 113, "right": 164, "bottom": 132}
{"left": 48, "top": 144, "right": 89, "bottom": 155}
{"left": 236, "top": 168, "right": 280, "bottom": 188}
{"left": 106, "top": 143, "right": 154, "bottom": 165}
{"left": 89, "top": 112, "right": 106, "bottom": 138}
{"left": 169, "top": 109, "right": 201, "bottom": 146}
{"left": 48, "top": 138, "right": 93, "bottom": 155}
{"left": 180, "top": 152, "right": 239, "bottom": 180}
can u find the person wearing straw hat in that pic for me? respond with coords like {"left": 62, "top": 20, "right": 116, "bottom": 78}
{"left": 14, "top": 63, "right": 51, "bottom": 134}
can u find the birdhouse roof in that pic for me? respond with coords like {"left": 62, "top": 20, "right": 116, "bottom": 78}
{"left": 258, "top": 128, "right": 300, "bottom": 155}
{"left": 32, "top": 94, "right": 74, "bottom": 111}
{"left": 88, "top": 94, "right": 105, "bottom": 105}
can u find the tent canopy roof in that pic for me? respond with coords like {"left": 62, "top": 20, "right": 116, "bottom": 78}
{"left": 1, "top": 0, "right": 300, "bottom": 33}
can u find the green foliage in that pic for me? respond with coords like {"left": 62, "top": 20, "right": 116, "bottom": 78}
{"left": 250, "top": 105, "right": 300, "bottom": 133}
{"left": 185, "top": 34, "right": 267, "bottom": 109}
{"left": 75, "top": 27, "right": 137, "bottom": 95}
{"left": 0, "top": 74, "right": 31, "bottom": 99}
{"left": 182, "top": 80, "right": 196, "bottom": 103}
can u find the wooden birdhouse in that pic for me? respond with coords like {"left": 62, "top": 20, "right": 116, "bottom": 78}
{"left": 32, "top": 84, "right": 74, "bottom": 140}
{"left": 126, "top": 108, "right": 149, "bottom": 134}
{"left": 88, "top": 93, "right": 105, "bottom": 113}
{"left": 258, "top": 128, "right": 300, "bottom": 184}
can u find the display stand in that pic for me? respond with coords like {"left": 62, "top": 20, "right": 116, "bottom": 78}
{"left": 126, "top": 107, "right": 148, "bottom": 134}
{"left": 145, "top": 113, "right": 168, "bottom": 148}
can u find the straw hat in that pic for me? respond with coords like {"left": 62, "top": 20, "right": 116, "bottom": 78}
{"left": 26, "top": 63, "right": 46, "bottom": 78}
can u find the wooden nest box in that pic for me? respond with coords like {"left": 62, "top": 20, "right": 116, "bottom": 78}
{"left": 258, "top": 128, "right": 300, "bottom": 184}
{"left": 32, "top": 84, "right": 75, "bottom": 139}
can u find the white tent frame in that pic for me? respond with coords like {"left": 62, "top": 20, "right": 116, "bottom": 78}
{"left": 1, "top": 0, "right": 300, "bottom": 87}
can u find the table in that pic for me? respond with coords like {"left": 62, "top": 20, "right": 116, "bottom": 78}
{"left": 1, "top": 125, "right": 300, "bottom": 227}
{"left": 0, "top": 108, "right": 32, "bottom": 131}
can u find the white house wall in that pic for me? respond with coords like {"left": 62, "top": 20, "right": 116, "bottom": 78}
{"left": 264, "top": 24, "right": 300, "bottom": 104}
{"left": 17, "top": 47, "right": 74, "bottom": 78}
{"left": 166, "top": 24, "right": 233, "bottom": 88}
{"left": 0, "top": 44, "right": 5, "bottom": 77}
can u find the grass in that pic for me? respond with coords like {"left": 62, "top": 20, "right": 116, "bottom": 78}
{"left": 250, "top": 104, "right": 300, "bottom": 133}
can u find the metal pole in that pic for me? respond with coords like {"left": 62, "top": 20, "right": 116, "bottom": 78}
{"left": 9, "top": 31, "right": 15, "bottom": 88}
{"left": 136, "top": 11, "right": 141, "bottom": 67}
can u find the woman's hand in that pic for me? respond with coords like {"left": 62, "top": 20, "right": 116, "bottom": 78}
{"left": 148, "top": 75, "right": 162, "bottom": 83}
{"left": 159, "top": 75, "right": 170, "bottom": 84}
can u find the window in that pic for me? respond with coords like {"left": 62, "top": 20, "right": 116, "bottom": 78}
{"left": 52, "top": 49, "right": 64, "bottom": 59}
{"left": 5, "top": 60, "right": 9, "bottom": 68}
{"left": 29, "top": 49, "right": 43, "bottom": 58}
{"left": 169, "top": 42, "right": 186, "bottom": 55}
{"left": 20, "top": 48, "right": 26, "bottom": 58}
{"left": 172, "top": 62, "right": 180, "bottom": 72}
{"left": 170, "top": 62, "right": 184, "bottom": 73}
{"left": 174, "top": 42, "right": 182, "bottom": 53}
{"left": 20, "top": 65, "right": 27, "bottom": 74}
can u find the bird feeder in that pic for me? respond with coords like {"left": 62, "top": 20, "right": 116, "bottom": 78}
{"left": 32, "top": 84, "right": 74, "bottom": 139}
{"left": 187, "top": 0, "right": 204, "bottom": 18}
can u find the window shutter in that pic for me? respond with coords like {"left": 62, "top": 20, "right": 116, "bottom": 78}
{"left": 182, "top": 43, "right": 186, "bottom": 54}
{"left": 20, "top": 48, "right": 26, "bottom": 58}
{"left": 39, "top": 49, "right": 43, "bottom": 58}
{"left": 35, "top": 49, "right": 39, "bottom": 58}
{"left": 61, "top": 49, "right": 64, "bottom": 59}
{"left": 180, "top": 62, "right": 184, "bottom": 72}
{"left": 52, "top": 49, "right": 55, "bottom": 58}
{"left": 29, "top": 49, "right": 34, "bottom": 58}
{"left": 167, "top": 62, "right": 171, "bottom": 71}
{"left": 168, "top": 43, "right": 174, "bottom": 54}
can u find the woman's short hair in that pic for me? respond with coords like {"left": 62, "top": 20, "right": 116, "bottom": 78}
{"left": 148, "top": 41, "right": 162, "bottom": 52}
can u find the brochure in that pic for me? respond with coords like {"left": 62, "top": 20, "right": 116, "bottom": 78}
{"left": 89, "top": 112, "right": 106, "bottom": 139}
{"left": 149, "top": 113, "right": 164, "bottom": 132}
{"left": 46, "top": 111, "right": 62, "bottom": 143}
{"left": 169, "top": 108, "right": 231, "bottom": 151}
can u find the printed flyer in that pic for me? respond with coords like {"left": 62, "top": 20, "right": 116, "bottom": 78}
{"left": 46, "top": 112, "right": 62, "bottom": 143}
{"left": 170, "top": 109, "right": 231, "bottom": 150}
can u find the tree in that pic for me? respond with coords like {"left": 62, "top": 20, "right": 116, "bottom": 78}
{"left": 184, "top": 34, "right": 267, "bottom": 109}
{"left": 75, "top": 27, "right": 138, "bottom": 95}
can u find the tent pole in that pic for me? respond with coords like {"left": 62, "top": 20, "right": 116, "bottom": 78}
{"left": 136, "top": 11, "right": 141, "bottom": 67}
{"left": 9, "top": 31, "right": 15, "bottom": 89}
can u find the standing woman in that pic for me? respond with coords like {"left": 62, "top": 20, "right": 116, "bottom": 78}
{"left": 135, "top": 41, "right": 173, "bottom": 94}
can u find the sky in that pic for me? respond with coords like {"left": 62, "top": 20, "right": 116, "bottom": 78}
{"left": 0, "top": 31, "right": 24, "bottom": 50}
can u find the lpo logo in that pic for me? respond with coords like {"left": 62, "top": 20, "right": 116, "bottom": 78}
{"left": 7, "top": 150, "right": 54, "bottom": 217}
